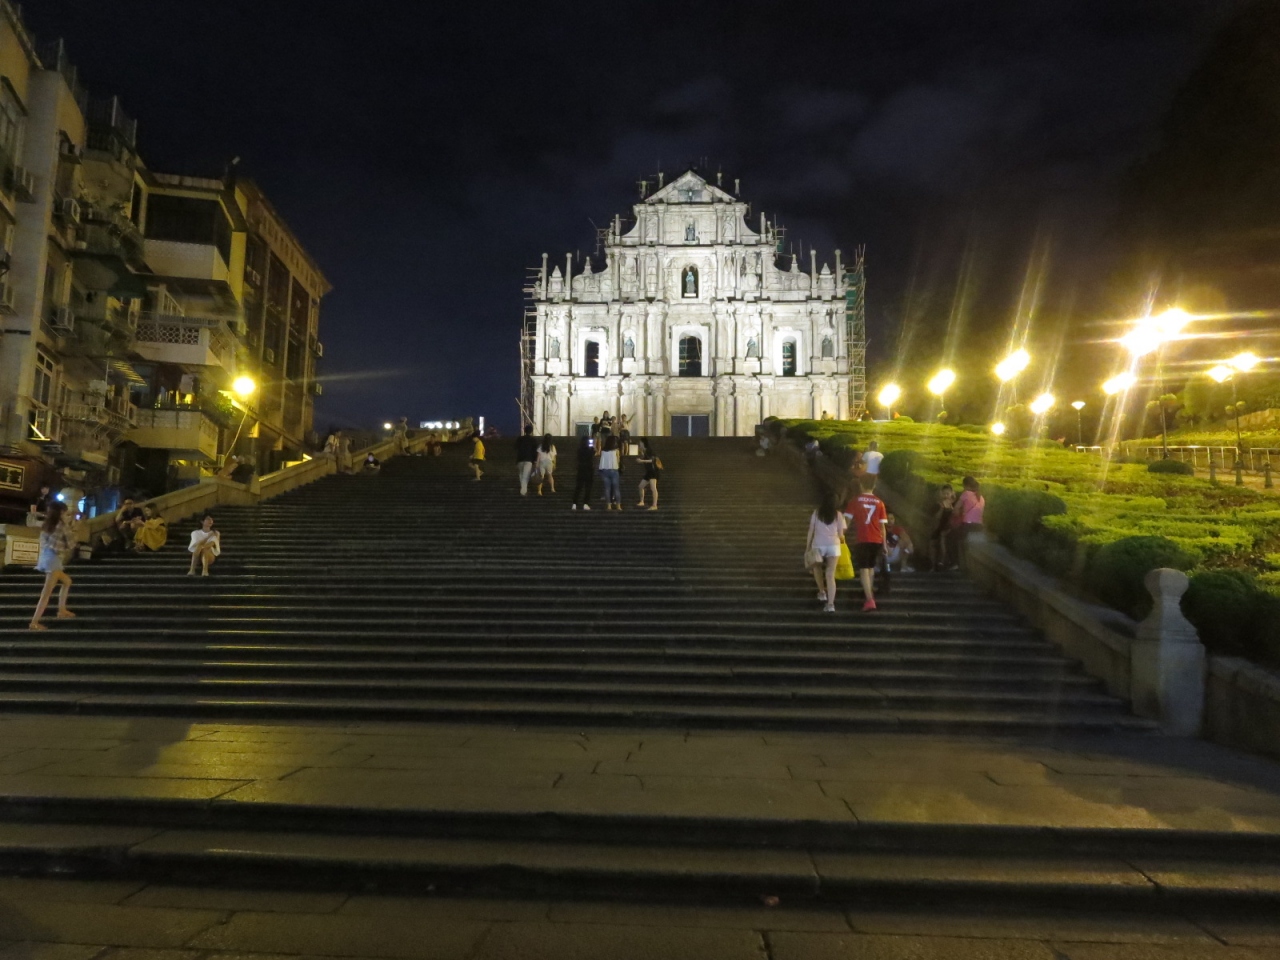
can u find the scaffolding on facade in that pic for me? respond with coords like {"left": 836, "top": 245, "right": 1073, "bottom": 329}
{"left": 517, "top": 265, "right": 541, "bottom": 429}
{"left": 845, "top": 247, "right": 867, "bottom": 418}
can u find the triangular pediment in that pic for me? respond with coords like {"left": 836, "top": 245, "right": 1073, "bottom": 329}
{"left": 646, "top": 169, "right": 737, "bottom": 204}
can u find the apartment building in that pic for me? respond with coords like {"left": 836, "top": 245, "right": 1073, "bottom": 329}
{"left": 0, "top": 2, "right": 328, "bottom": 519}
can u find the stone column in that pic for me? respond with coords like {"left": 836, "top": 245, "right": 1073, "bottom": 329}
{"left": 1131, "top": 568, "right": 1206, "bottom": 735}
{"left": 713, "top": 377, "right": 733, "bottom": 437}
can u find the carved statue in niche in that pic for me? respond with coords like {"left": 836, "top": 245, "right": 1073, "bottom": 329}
{"left": 644, "top": 257, "right": 657, "bottom": 295}
{"left": 685, "top": 222, "right": 698, "bottom": 242}
{"left": 683, "top": 266, "right": 698, "bottom": 298}
{"left": 548, "top": 337, "right": 561, "bottom": 359}
{"left": 821, "top": 337, "right": 834, "bottom": 359}
{"left": 746, "top": 336, "right": 759, "bottom": 359}
{"left": 623, "top": 337, "right": 635, "bottom": 359}
{"left": 545, "top": 385, "right": 561, "bottom": 422}
{"left": 721, "top": 210, "right": 736, "bottom": 239}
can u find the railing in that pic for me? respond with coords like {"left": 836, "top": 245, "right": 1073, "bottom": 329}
{"left": 133, "top": 406, "right": 222, "bottom": 450}
{"left": 133, "top": 314, "right": 234, "bottom": 369}
{"left": 60, "top": 397, "right": 137, "bottom": 433}
{"left": 78, "top": 433, "right": 435, "bottom": 546}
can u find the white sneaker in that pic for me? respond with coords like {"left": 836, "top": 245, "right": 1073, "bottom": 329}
{"left": 583, "top": 504, "right": 591, "bottom": 511}
{"left": 571, "top": 504, "right": 577, "bottom": 510}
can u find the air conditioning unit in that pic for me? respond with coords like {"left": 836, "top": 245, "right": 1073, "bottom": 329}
{"left": 50, "top": 306, "right": 74, "bottom": 333}
{"left": 11, "top": 166, "right": 36, "bottom": 202}
{"left": 0, "top": 282, "right": 14, "bottom": 315}
{"left": 59, "top": 198, "right": 81, "bottom": 224}
{"left": 264, "top": 348, "right": 276, "bottom": 364}
{"left": 309, "top": 381, "right": 323, "bottom": 396}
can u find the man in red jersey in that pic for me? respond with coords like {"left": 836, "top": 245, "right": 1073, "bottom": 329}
{"left": 843, "top": 478, "right": 888, "bottom": 612}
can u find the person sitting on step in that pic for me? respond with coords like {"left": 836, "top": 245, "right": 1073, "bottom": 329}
{"left": 187, "top": 515, "right": 220, "bottom": 576}
{"left": 133, "top": 505, "right": 168, "bottom": 553}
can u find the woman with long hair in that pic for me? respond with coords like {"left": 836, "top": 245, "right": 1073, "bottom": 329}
{"left": 29, "top": 501, "right": 75, "bottom": 630}
{"left": 805, "top": 493, "right": 847, "bottom": 613}
{"left": 951, "top": 475, "right": 985, "bottom": 570}
{"left": 535, "top": 433, "right": 557, "bottom": 495}
{"left": 636, "top": 438, "right": 661, "bottom": 510}
{"left": 133, "top": 505, "right": 168, "bottom": 552}
{"left": 599, "top": 434, "right": 622, "bottom": 510}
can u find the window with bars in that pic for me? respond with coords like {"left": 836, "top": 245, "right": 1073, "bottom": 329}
{"left": 679, "top": 335, "right": 702, "bottom": 377}
{"left": 782, "top": 339, "right": 797, "bottom": 377}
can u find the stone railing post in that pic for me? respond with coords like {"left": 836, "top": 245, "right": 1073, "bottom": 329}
{"left": 1130, "top": 568, "right": 1205, "bottom": 735}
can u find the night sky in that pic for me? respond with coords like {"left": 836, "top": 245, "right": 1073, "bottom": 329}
{"left": 24, "top": 1, "right": 1234, "bottom": 431}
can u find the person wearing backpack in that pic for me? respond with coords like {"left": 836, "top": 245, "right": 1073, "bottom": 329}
{"left": 636, "top": 437, "right": 662, "bottom": 511}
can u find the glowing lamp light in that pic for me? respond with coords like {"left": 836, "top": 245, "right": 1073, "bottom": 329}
{"left": 1029, "top": 392, "right": 1056, "bottom": 416}
{"left": 990, "top": 422, "right": 1007, "bottom": 436}
{"left": 231, "top": 375, "right": 256, "bottom": 398}
{"left": 877, "top": 384, "right": 901, "bottom": 408}
{"left": 1156, "top": 307, "right": 1190, "bottom": 337}
{"left": 383, "top": 422, "right": 393, "bottom": 431}
{"left": 1102, "top": 372, "right": 1137, "bottom": 395}
{"left": 1208, "top": 365, "right": 1234, "bottom": 384}
{"left": 927, "top": 369, "right": 956, "bottom": 396}
{"left": 1119, "top": 325, "right": 1162, "bottom": 358}
{"left": 995, "top": 349, "right": 1031, "bottom": 383}
{"left": 1071, "top": 400, "right": 1085, "bottom": 412}
{"left": 1230, "top": 351, "right": 1261, "bottom": 373}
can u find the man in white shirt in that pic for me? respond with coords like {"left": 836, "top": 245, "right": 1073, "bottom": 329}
{"left": 862, "top": 441, "right": 884, "bottom": 477}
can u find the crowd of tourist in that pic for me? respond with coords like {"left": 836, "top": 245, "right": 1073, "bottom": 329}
{"left": 474, "top": 411, "right": 662, "bottom": 513}
{"left": 801, "top": 436, "right": 984, "bottom": 614}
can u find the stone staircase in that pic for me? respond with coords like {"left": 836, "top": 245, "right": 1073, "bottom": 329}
{"left": 0, "top": 439, "right": 1278, "bottom": 919}
{"left": 0, "top": 439, "right": 1145, "bottom": 732}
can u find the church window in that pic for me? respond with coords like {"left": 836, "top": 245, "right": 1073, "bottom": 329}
{"left": 746, "top": 337, "right": 759, "bottom": 359}
{"left": 623, "top": 336, "right": 635, "bottom": 359}
{"left": 781, "top": 338, "right": 797, "bottom": 377}
{"left": 821, "top": 337, "right": 834, "bottom": 359}
{"left": 584, "top": 340, "right": 601, "bottom": 378}
{"left": 678, "top": 336, "right": 702, "bottom": 377}
{"left": 682, "top": 265, "right": 699, "bottom": 298}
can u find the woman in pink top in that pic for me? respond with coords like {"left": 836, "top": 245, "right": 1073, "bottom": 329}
{"left": 951, "top": 475, "right": 985, "bottom": 569}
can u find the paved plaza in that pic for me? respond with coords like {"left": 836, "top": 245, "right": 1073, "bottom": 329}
{"left": 0, "top": 715, "right": 1276, "bottom": 956}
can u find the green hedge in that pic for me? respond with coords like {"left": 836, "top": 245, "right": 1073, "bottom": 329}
{"left": 779, "top": 419, "right": 1280, "bottom": 667}
{"left": 1148, "top": 459, "right": 1195, "bottom": 476}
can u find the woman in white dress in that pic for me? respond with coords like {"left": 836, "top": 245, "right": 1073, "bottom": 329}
{"left": 534, "top": 433, "right": 557, "bottom": 495}
{"left": 188, "top": 515, "right": 221, "bottom": 576}
{"left": 29, "top": 501, "right": 75, "bottom": 630}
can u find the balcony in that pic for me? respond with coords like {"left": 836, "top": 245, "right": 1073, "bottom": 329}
{"left": 58, "top": 395, "right": 138, "bottom": 466}
{"left": 132, "top": 314, "right": 234, "bottom": 369}
{"left": 143, "top": 239, "right": 229, "bottom": 282}
{"left": 127, "top": 407, "right": 221, "bottom": 461}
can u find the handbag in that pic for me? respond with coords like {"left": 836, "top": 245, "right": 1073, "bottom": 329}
{"left": 834, "top": 542, "right": 856, "bottom": 580}
{"left": 804, "top": 547, "right": 823, "bottom": 569}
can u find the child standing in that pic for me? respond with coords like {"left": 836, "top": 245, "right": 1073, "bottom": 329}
{"left": 844, "top": 479, "right": 888, "bottom": 612}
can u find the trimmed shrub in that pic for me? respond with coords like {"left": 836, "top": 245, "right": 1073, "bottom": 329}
{"left": 985, "top": 488, "right": 1068, "bottom": 543}
{"left": 1183, "top": 569, "right": 1260, "bottom": 657}
{"left": 894, "top": 415, "right": 915, "bottom": 423}
{"left": 1148, "top": 459, "right": 1195, "bottom": 476}
{"left": 818, "top": 435, "right": 858, "bottom": 470}
{"left": 1084, "top": 536, "right": 1196, "bottom": 620}
{"left": 878, "top": 450, "right": 920, "bottom": 490}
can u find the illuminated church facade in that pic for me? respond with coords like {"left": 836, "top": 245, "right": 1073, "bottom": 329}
{"left": 520, "top": 170, "right": 865, "bottom": 437}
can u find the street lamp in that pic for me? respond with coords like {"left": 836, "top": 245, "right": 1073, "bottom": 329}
{"left": 927, "top": 369, "right": 956, "bottom": 420}
{"left": 1102, "top": 372, "right": 1136, "bottom": 395}
{"left": 995, "top": 349, "right": 1031, "bottom": 402}
{"left": 1208, "top": 351, "right": 1263, "bottom": 484}
{"left": 1029, "top": 392, "right": 1055, "bottom": 416}
{"left": 877, "top": 383, "right": 901, "bottom": 420}
{"left": 1071, "top": 400, "right": 1085, "bottom": 446}
{"left": 1119, "top": 307, "right": 1189, "bottom": 459}
{"left": 227, "top": 376, "right": 257, "bottom": 460}
{"left": 990, "top": 422, "right": 1007, "bottom": 436}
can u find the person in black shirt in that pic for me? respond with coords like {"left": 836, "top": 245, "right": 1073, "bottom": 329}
{"left": 114, "top": 498, "right": 145, "bottom": 549}
{"left": 515, "top": 425, "right": 539, "bottom": 496}
{"left": 571, "top": 435, "right": 595, "bottom": 511}
{"left": 636, "top": 438, "right": 661, "bottom": 511}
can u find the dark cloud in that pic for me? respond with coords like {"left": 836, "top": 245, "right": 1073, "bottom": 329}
{"left": 20, "top": 0, "right": 1236, "bottom": 427}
